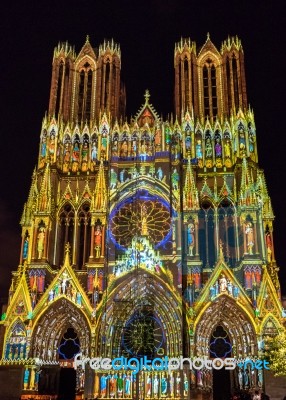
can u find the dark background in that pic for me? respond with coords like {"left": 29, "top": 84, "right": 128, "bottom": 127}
{"left": 0, "top": 0, "right": 285, "bottom": 297}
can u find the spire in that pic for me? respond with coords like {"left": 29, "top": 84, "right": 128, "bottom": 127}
{"left": 32, "top": 275, "right": 37, "bottom": 292}
{"left": 21, "top": 168, "right": 38, "bottom": 226}
{"left": 219, "top": 175, "right": 233, "bottom": 200}
{"left": 92, "top": 161, "right": 107, "bottom": 212}
{"left": 98, "top": 39, "right": 121, "bottom": 57}
{"left": 53, "top": 41, "right": 75, "bottom": 60}
{"left": 76, "top": 36, "right": 97, "bottom": 60}
{"left": 93, "top": 269, "right": 99, "bottom": 290}
{"left": 144, "top": 89, "right": 150, "bottom": 105}
{"left": 183, "top": 158, "right": 199, "bottom": 210}
{"left": 134, "top": 91, "right": 160, "bottom": 126}
{"left": 174, "top": 37, "right": 196, "bottom": 54}
{"left": 239, "top": 157, "right": 254, "bottom": 206}
{"left": 38, "top": 163, "right": 52, "bottom": 213}
{"left": 198, "top": 33, "right": 220, "bottom": 58}
{"left": 63, "top": 242, "right": 71, "bottom": 268}
{"left": 219, "top": 240, "right": 224, "bottom": 261}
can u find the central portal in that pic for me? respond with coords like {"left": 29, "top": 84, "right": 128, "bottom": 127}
{"left": 212, "top": 368, "right": 231, "bottom": 400}
{"left": 210, "top": 324, "right": 232, "bottom": 399}
{"left": 58, "top": 368, "right": 77, "bottom": 400}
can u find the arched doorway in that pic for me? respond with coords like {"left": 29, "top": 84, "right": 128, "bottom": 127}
{"left": 57, "top": 327, "right": 79, "bottom": 400}
{"left": 195, "top": 296, "right": 257, "bottom": 396}
{"left": 30, "top": 298, "right": 91, "bottom": 398}
{"left": 96, "top": 270, "right": 182, "bottom": 359}
{"left": 210, "top": 325, "right": 232, "bottom": 400}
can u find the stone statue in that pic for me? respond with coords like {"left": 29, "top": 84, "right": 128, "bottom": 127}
{"left": 219, "top": 274, "right": 227, "bottom": 292}
{"left": 153, "top": 374, "right": 159, "bottom": 396}
{"left": 94, "top": 224, "right": 102, "bottom": 258}
{"left": 187, "top": 223, "right": 195, "bottom": 256}
{"left": 140, "top": 204, "right": 148, "bottom": 236}
{"left": 161, "top": 373, "right": 167, "bottom": 395}
{"left": 196, "top": 140, "right": 202, "bottom": 159}
{"left": 245, "top": 222, "right": 254, "bottom": 255}
{"left": 37, "top": 227, "right": 45, "bottom": 259}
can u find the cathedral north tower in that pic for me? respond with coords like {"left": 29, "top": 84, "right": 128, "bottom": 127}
{"left": 48, "top": 36, "right": 125, "bottom": 125}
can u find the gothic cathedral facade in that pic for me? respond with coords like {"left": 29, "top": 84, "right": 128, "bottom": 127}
{"left": 0, "top": 35, "right": 285, "bottom": 399}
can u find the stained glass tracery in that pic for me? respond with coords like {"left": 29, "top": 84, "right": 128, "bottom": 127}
{"left": 110, "top": 195, "right": 172, "bottom": 250}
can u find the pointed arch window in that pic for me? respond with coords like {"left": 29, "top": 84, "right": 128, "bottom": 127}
{"left": 198, "top": 202, "right": 215, "bottom": 268}
{"left": 104, "top": 61, "right": 111, "bottom": 109}
{"left": 232, "top": 55, "right": 239, "bottom": 110}
{"left": 184, "top": 57, "right": 190, "bottom": 106}
{"left": 226, "top": 55, "right": 239, "bottom": 113}
{"left": 203, "top": 65, "right": 209, "bottom": 116}
{"left": 55, "top": 61, "right": 64, "bottom": 116}
{"left": 202, "top": 59, "right": 218, "bottom": 118}
{"left": 58, "top": 204, "right": 75, "bottom": 265}
{"left": 77, "top": 62, "right": 94, "bottom": 123}
{"left": 210, "top": 325, "right": 232, "bottom": 358}
{"left": 77, "top": 203, "right": 91, "bottom": 269}
{"left": 218, "top": 200, "right": 237, "bottom": 267}
{"left": 226, "top": 57, "right": 232, "bottom": 112}
{"left": 58, "top": 327, "right": 80, "bottom": 360}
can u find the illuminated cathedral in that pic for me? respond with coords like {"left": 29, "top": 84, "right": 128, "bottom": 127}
{"left": 0, "top": 35, "right": 285, "bottom": 399}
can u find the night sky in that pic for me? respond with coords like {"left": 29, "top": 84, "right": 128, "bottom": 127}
{"left": 0, "top": 0, "right": 285, "bottom": 297}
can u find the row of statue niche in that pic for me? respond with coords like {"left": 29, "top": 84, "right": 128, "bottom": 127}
{"left": 6, "top": 343, "right": 26, "bottom": 360}
{"left": 113, "top": 239, "right": 163, "bottom": 277}
{"left": 238, "top": 122, "right": 256, "bottom": 160}
{"left": 98, "top": 371, "right": 190, "bottom": 398}
{"left": 103, "top": 128, "right": 254, "bottom": 164}
{"left": 99, "top": 372, "right": 131, "bottom": 398}
{"left": 110, "top": 166, "right": 166, "bottom": 189}
{"left": 237, "top": 367, "right": 263, "bottom": 390}
{"left": 210, "top": 274, "right": 240, "bottom": 299}
{"left": 48, "top": 272, "right": 83, "bottom": 306}
{"left": 195, "top": 134, "right": 231, "bottom": 168}
{"left": 112, "top": 138, "right": 154, "bottom": 158}
{"left": 62, "top": 138, "right": 104, "bottom": 173}
{"left": 40, "top": 131, "right": 109, "bottom": 170}
{"left": 111, "top": 127, "right": 164, "bottom": 158}
{"left": 39, "top": 130, "right": 56, "bottom": 168}
{"left": 39, "top": 124, "right": 255, "bottom": 169}
{"left": 6, "top": 323, "right": 27, "bottom": 360}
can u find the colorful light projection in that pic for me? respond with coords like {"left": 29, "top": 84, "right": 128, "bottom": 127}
{"left": 109, "top": 192, "right": 174, "bottom": 251}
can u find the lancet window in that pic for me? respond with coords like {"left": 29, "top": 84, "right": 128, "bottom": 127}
{"left": 54, "top": 60, "right": 71, "bottom": 118}
{"left": 57, "top": 202, "right": 91, "bottom": 268}
{"left": 77, "top": 203, "right": 91, "bottom": 268}
{"left": 77, "top": 62, "right": 93, "bottom": 123}
{"left": 218, "top": 200, "right": 236, "bottom": 267}
{"left": 184, "top": 58, "right": 190, "bottom": 106}
{"left": 203, "top": 58, "right": 218, "bottom": 118}
{"left": 198, "top": 202, "right": 215, "bottom": 268}
{"left": 226, "top": 54, "right": 239, "bottom": 112}
{"left": 55, "top": 61, "right": 64, "bottom": 116}
{"left": 58, "top": 204, "right": 75, "bottom": 265}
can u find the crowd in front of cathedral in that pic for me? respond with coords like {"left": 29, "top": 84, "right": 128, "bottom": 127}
{"left": 231, "top": 389, "right": 271, "bottom": 399}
